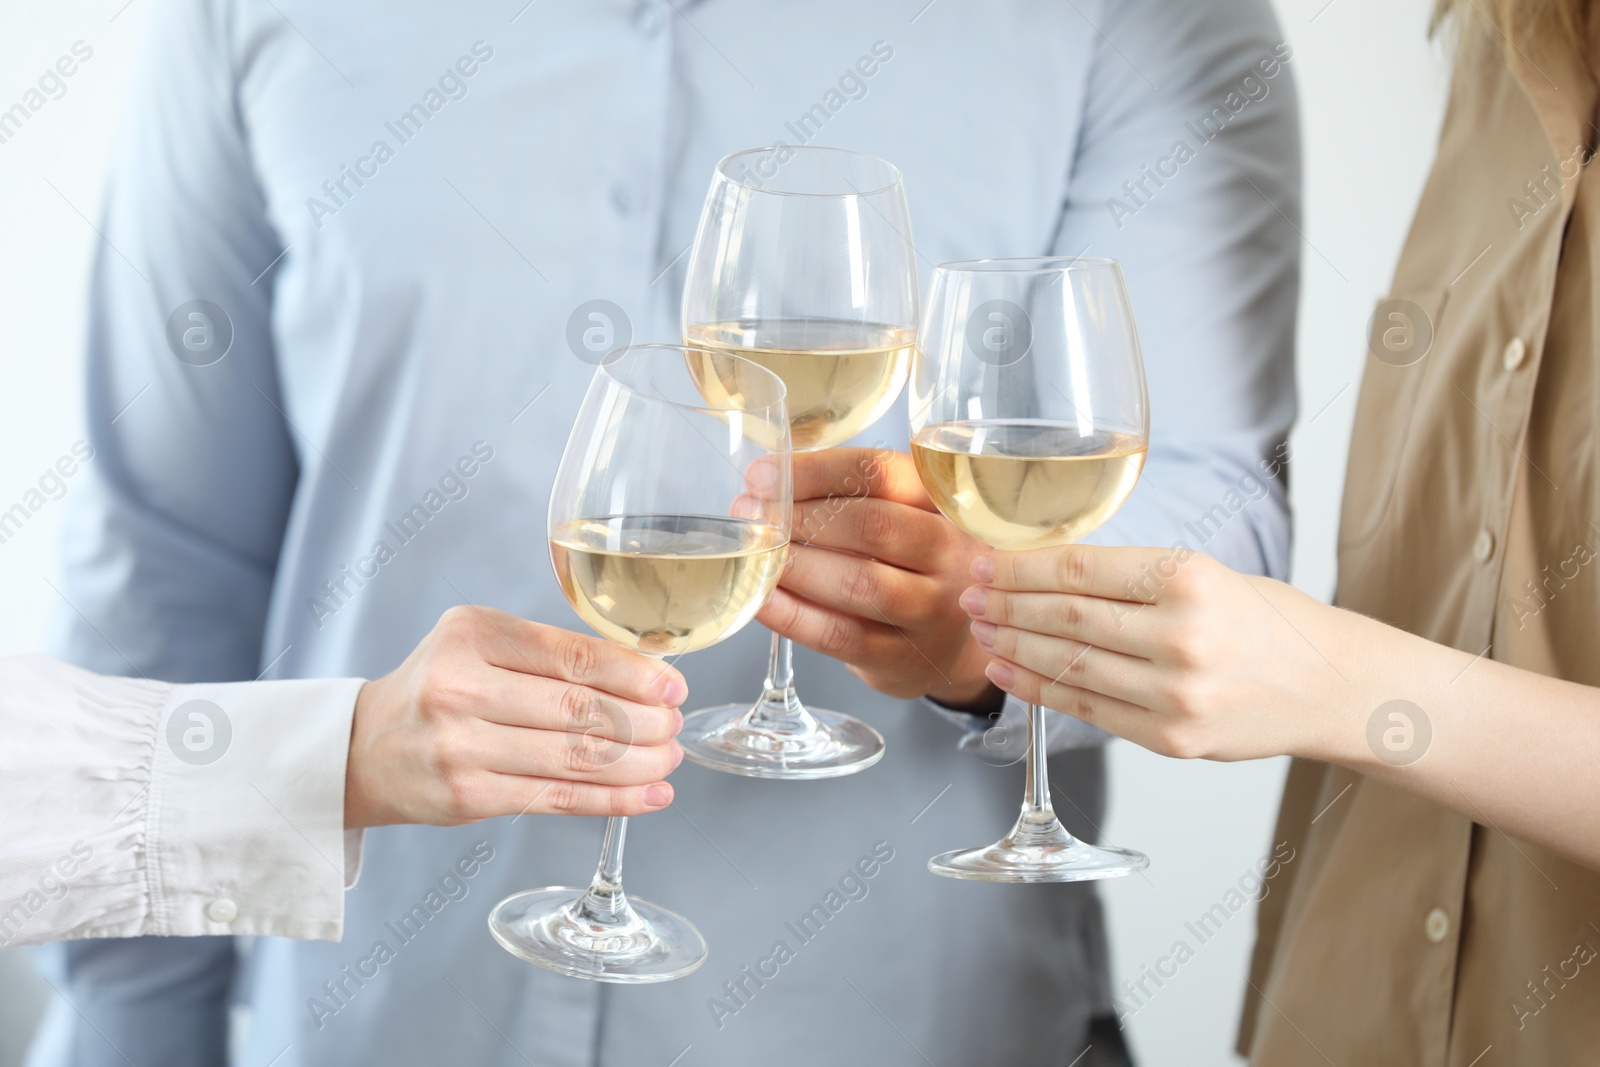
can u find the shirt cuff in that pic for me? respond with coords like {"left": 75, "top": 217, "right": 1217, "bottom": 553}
{"left": 0, "top": 660, "right": 364, "bottom": 947}
{"left": 146, "top": 675, "right": 366, "bottom": 941}
{"left": 345, "top": 828, "right": 366, "bottom": 887}
{"left": 923, "top": 693, "right": 1112, "bottom": 762}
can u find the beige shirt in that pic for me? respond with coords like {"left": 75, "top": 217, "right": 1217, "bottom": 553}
{"left": 1239, "top": 19, "right": 1600, "bottom": 1066}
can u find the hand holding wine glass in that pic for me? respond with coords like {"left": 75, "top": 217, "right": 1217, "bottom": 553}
{"left": 910, "top": 257, "right": 1151, "bottom": 882}
{"left": 748, "top": 445, "right": 997, "bottom": 706}
{"left": 346, "top": 606, "right": 685, "bottom": 828}
{"left": 677, "top": 145, "right": 919, "bottom": 779}
{"left": 487, "top": 344, "right": 791, "bottom": 982}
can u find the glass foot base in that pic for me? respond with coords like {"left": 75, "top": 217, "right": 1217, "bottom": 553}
{"left": 487, "top": 887, "right": 707, "bottom": 983}
{"left": 929, "top": 815, "right": 1148, "bottom": 883}
{"left": 679, "top": 702, "right": 885, "bottom": 779}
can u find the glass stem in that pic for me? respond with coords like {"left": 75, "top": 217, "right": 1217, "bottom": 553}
{"left": 572, "top": 816, "right": 631, "bottom": 926}
{"left": 1023, "top": 704, "right": 1050, "bottom": 812}
{"left": 744, "top": 631, "right": 821, "bottom": 737}
{"left": 1012, "top": 703, "right": 1074, "bottom": 846}
{"left": 767, "top": 630, "right": 795, "bottom": 690}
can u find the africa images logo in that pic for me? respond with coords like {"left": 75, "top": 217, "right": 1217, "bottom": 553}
{"left": 165, "top": 700, "right": 232, "bottom": 766}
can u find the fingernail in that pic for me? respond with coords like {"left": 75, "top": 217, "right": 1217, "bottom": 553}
{"left": 971, "top": 620, "right": 996, "bottom": 649}
{"left": 971, "top": 556, "right": 994, "bottom": 583}
{"left": 671, "top": 741, "right": 685, "bottom": 769}
{"left": 959, "top": 586, "right": 986, "bottom": 615}
{"left": 645, "top": 783, "right": 672, "bottom": 808}
{"left": 662, "top": 675, "right": 688, "bottom": 706}
{"left": 673, "top": 708, "right": 684, "bottom": 735}
{"left": 746, "top": 457, "right": 778, "bottom": 490}
{"left": 985, "top": 661, "right": 1014, "bottom": 689}
{"left": 730, "top": 493, "right": 762, "bottom": 521}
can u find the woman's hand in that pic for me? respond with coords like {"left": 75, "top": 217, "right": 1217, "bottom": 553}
{"left": 959, "top": 545, "right": 1374, "bottom": 762}
{"left": 345, "top": 606, "right": 686, "bottom": 828}
{"left": 957, "top": 542, "right": 1600, "bottom": 873}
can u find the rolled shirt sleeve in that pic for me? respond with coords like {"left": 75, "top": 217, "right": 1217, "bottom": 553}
{"left": 0, "top": 656, "right": 363, "bottom": 949}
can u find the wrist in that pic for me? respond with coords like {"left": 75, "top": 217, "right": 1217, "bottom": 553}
{"left": 344, "top": 679, "right": 390, "bottom": 830}
{"left": 1288, "top": 595, "right": 1415, "bottom": 768}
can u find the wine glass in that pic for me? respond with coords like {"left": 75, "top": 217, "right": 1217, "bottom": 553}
{"left": 676, "top": 145, "right": 918, "bottom": 779}
{"left": 910, "top": 257, "right": 1150, "bottom": 882}
{"left": 488, "top": 344, "right": 791, "bottom": 980}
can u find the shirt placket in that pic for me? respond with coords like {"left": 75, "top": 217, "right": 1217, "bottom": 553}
{"left": 1439, "top": 180, "right": 1568, "bottom": 1067}
{"left": 587, "top": 5, "right": 677, "bottom": 1067}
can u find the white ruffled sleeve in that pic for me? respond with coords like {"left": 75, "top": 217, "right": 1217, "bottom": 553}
{"left": 0, "top": 656, "right": 363, "bottom": 947}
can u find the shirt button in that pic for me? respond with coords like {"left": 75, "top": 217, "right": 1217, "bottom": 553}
{"left": 205, "top": 898, "right": 238, "bottom": 923}
{"left": 611, "top": 186, "right": 638, "bottom": 215}
{"left": 633, "top": 2, "right": 665, "bottom": 36}
{"left": 1472, "top": 528, "right": 1495, "bottom": 563}
{"left": 1502, "top": 336, "right": 1527, "bottom": 371}
{"left": 1425, "top": 906, "right": 1451, "bottom": 943}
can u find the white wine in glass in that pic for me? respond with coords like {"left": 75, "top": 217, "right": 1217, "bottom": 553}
{"left": 677, "top": 145, "right": 919, "bottom": 779}
{"left": 550, "top": 515, "right": 788, "bottom": 657}
{"left": 911, "top": 257, "right": 1151, "bottom": 883}
{"left": 910, "top": 422, "right": 1147, "bottom": 550}
{"left": 487, "top": 345, "right": 792, "bottom": 981}
{"left": 683, "top": 320, "right": 914, "bottom": 451}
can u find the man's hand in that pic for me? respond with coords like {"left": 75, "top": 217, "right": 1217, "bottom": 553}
{"left": 345, "top": 606, "right": 686, "bottom": 828}
{"left": 755, "top": 447, "right": 997, "bottom": 706}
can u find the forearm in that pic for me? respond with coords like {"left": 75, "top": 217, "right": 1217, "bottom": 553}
{"left": 1305, "top": 606, "right": 1600, "bottom": 872}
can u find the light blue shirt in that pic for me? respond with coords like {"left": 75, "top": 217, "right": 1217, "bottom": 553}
{"left": 35, "top": 0, "right": 1298, "bottom": 1064}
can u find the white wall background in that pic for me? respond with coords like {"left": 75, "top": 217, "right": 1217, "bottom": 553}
{"left": 0, "top": 0, "right": 1447, "bottom": 1063}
